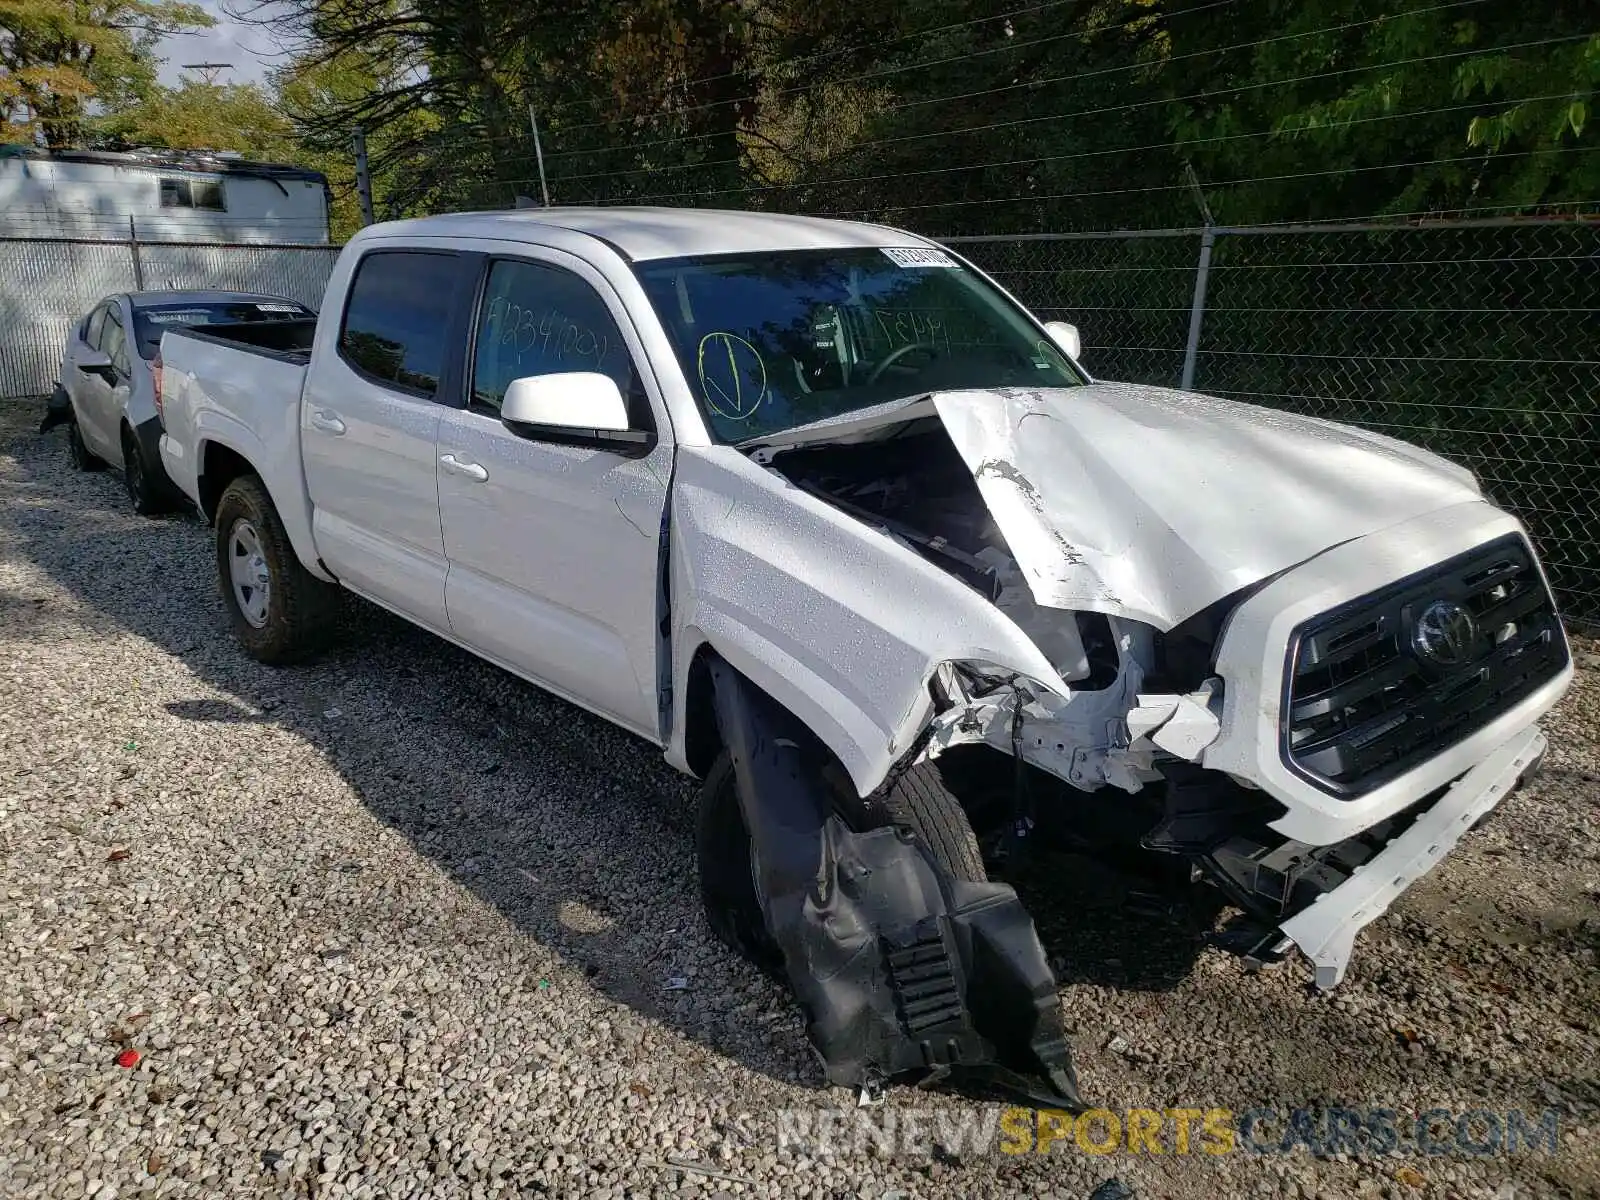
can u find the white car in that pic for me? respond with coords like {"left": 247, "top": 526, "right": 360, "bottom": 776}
{"left": 49, "top": 290, "right": 313, "bottom": 513}
{"left": 153, "top": 208, "right": 1573, "bottom": 1102}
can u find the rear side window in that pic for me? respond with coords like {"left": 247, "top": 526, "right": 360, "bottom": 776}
{"left": 103, "top": 312, "right": 130, "bottom": 375}
{"left": 85, "top": 304, "right": 110, "bottom": 350}
{"left": 339, "top": 251, "right": 461, "bottom": 397}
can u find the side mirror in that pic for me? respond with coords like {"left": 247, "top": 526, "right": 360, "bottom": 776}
{"left": 1043, "top": 320, "right": 1081, "bottom": 361}
{"left": 79, "top": 348, "right": 117, "bottom": 382}
{"left": 500, "top": 372, "right": 652, "bottom": 452}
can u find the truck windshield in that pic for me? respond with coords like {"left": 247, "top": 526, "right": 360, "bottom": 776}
{"left": 132, "top": 300, "right": 312, "bottom": 361}
{"left": 634, "top": 247, "right": 1081, "bottom": 442}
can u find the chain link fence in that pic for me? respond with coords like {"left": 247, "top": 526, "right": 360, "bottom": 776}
{"left": 0, "top": 237, "right": 340, "bottom": 402}
{"left": 953, "top": 220, "right": 1600, "bottom": 624}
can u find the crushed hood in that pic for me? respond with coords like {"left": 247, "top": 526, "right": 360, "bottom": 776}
{"left": 932, "top": 383, "right": 1484, "bottom": 630}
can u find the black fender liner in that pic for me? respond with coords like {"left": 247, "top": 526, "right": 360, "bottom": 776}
{"left": 708, "top": 658, "right": 1081, "bottom": 1107}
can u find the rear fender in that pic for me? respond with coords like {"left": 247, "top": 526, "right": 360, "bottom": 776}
{"left": 195, "top": 414, "right": 329, "bottom": 583}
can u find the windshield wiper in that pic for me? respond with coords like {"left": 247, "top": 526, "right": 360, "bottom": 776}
{"left": 736, "top": 392, "right": 936, "bottom": 457}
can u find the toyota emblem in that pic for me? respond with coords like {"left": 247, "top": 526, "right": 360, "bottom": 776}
{"left": 1412, "top": 600, "right": 1478, "bottom": 667}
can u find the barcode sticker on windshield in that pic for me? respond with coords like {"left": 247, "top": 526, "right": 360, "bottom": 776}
{"left": 254, "top": 303, "right": 302, "bottom": 312}
{"left": 882, "top": 247, "right": 957, "bottom": 269}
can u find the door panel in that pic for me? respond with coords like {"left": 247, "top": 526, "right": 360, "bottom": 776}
{"left": 300, "top": 249, "right": 469, "bottom": 629}
{"left": 304, "top": 379, "right": 446, "bottom": 625}
{"left": 438, "top": 408, "right": 670, "bottom": 734}
{"left": 438, "top": 253, "right": 671, "bottom": 738}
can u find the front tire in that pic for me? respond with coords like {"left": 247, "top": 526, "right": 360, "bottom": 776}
{"left": 122, "top": 429, "right": 167, "bottom": 516}
{"left": 697, "top": 751, "right": 986, "bottom": 970}
{"left": 68, "top": 421, "right": 105, "bottom": 472}
{"left": 214, "top": 474, "right": 339, "bottom": 664}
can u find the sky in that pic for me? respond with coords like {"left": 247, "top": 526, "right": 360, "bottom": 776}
{"left": 155, "top": 0, "right": 279, "bottom": 87}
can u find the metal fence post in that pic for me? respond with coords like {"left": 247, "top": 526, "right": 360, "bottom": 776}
{"left": 128, "top": 216, "right": 145, "bottom": 290}
{"left": 527, "top": 105, "right": 551, "bottom": 207}
{"left": 1180, "top": 226, "right": 1214, "bottom": 391}
{"left": 353, "top": 127, "right": 375, "bottom": 226}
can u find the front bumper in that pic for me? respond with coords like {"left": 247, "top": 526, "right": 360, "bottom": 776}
{"left": 1278, "top": 724, "right": 1545, "bottom": 988}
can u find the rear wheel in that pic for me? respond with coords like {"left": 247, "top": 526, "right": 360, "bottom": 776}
{"left": 697, "top": 751, "right": 985, "bottom": 970}
{"left": 68, "top": 421, "right": 105, "bottom": 472}
{"left": 214, "top": 474, "right": 339, "bottom": 664}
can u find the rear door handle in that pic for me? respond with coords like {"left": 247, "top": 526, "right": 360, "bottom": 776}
{"left": 439, "top": 453, "right": 489, "bottom": 482}
{"left": 309, "top": 410, "right": 346, "bottom": 435}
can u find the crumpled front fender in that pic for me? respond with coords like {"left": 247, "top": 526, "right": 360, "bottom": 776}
{"left": 667, "top": 445, "right": 1063, "bottom": 796}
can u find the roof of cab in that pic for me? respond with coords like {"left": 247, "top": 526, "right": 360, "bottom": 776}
{"left": 360, "top": 206, "right": 935, "bottom": 262}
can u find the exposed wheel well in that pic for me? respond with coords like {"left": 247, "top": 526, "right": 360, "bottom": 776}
{"left": 198, "top": 443, "right": 256, "bottom": 523}
{"left": 682, "top": 644, "right": 722, "bottom": 779}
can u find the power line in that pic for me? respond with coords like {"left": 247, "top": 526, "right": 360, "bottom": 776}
{"left": 449, "top": 0, "right": 1239, "bottom": 157}
{"left": 542, "top": 0, "right": 1199, "bottom": 123}
{"left": 806, "top": 146, "right": 1587, "bottom": 222}
{"left": 444, "top": 17, "right": 1573, "bottom": 194}
{"left": 546, "top": 92, "right": 1575, "bottom": 208}
{"left": 535, "top": 0, "right": 1492, "bottom": 161}
{"left": 499, "top": 32, "right": 1587, "bottom": 196}
{"left": 542, "top": 0, "right": 1243, "bottom": 140}
{"left": 801, "top": 32, "right": 1593, "bottom": 160}
{"left": 874, "top": 0, "right": 1495, "bottom": 117}
{"left": 359, "top": 21, "right": 1580, "bottom": 194}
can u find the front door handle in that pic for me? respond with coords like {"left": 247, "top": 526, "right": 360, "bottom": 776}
{"left": 439, "top": 453, "right": 489, "bottom": 482}
{"left": 309, "top": 410, "right": 346, "bottom": 435}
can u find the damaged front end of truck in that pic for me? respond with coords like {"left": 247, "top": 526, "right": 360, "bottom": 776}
{"left": 668, "top": 382, "right": 1570, "bottom": 1101}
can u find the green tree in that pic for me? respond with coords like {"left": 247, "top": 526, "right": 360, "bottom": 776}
{"left": 1166, "top": 0, "right": 1599, "bottom": 223}
{"left": 273, "top": 45, "right": 438, "bottom": 237}
{"left": 0, "top": 0, "right": 212, "bottom": 148}
{"left": 104, "top": 79, "right": 296, "bottom": 158}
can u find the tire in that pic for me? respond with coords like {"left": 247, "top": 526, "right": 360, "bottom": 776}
{"left": 872, "top": 759, "right": 988, "bottom": 883}
{"left": 214, "top": 474, "right": 339, "bottom": 664}
{"left": 122, "top": 428, "right": 167, "bottom": 516}
{"left": 697, "top": 753, "right": 787, "bottom": 975}
{"left": 697, "top": 750, "right": 986, "bottom": 970}
{"left": 68, "top": 421, "right": 105, "bottom": 472}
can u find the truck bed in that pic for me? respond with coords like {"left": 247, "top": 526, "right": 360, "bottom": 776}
{"left": 157, "top": 320, "right": 318, "bottom": 572}
{"left": 167, "top": 317, "right": 317, "bottom": 364}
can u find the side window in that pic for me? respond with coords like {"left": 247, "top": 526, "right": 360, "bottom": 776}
{"left": 103, "top": 313, "right": 129, "bottom": 376}
{"left": 471, "top": 259, "right": 635, "bottom": 414}
{"left": 85, "top": 304, "right": 109, "bottom": 349}
{"left": 338, "top": 251, "right": 461, "bottom": 398}
{"left": 191, "top": 180, "right": 226, "bottom": 211}
{"left": 159, "top": 179, "right": 192, "bottom": 208}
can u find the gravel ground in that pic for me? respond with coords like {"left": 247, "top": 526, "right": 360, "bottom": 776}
{"left": 1, "top": 397, "right": 1596, "bottom": 1200}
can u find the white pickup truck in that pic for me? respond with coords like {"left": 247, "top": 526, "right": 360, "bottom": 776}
{"left": 158, "top": 208, "right": 1572, "bottom": 1101}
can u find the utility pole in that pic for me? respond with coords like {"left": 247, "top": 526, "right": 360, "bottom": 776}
{"left": 180, "top": 62, "right": 232, "bottom": 85}
{"left": 352, "top": 127, "right": 375, "bottom": 227}
{"left": 527, "top": 105, "right": 551, "bottom": 207}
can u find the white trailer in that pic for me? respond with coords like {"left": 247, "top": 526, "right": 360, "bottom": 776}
{"left": 0, "top": 146, "right": 330, "bottom": 244}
